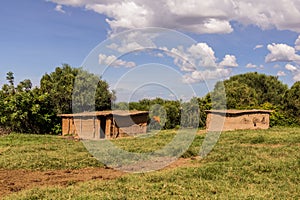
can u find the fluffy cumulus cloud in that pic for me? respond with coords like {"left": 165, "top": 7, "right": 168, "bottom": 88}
{"left": 219, "top": 55, "right": 238, "bottom": 67}
{"left": 104, "top": 34, "right": 236, "bottom": 82}
{"left": 49, "top": 0, "right": 300, "bottom": 34}
{"left": 182, "top": 68, "right": 231, "bottom": 84}
{"left": 187, "top": 43, "right": 218, "bottom": 68}
{"left": 162, "top": 43, "right": 237, "bottom": 83}
{"left": 285, "top": 63, "right": 297, "bottom": 72}
{"left": 265, "top": 43, "right": 300, "bottom": 62}
{"left": 104, "top": 31, "right": 223, "bottom": 72}
{"left": 246, "top": 63, "right": 264, "bottom": 69}
{"left": 160, "top": 42, "right": 222, "bottom": 72}
{"left": 246, "top": 63, "right": 257, "bottom": 68}
{"left": 277, "top": 71, "right": 286, "bottom": 76}
{"left": 233, "top": 0, "right": 300, "bottom": 32}
{"left": 283, "top": 63, "right": 300, "bottom": 81}
{"left": 99, "top": 54, "right": 136, "bottom": 68}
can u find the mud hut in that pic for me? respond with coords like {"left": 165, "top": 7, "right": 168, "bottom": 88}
{"left": 59, "top": 110, "right": 149, "bottom": 139}
{"left": 205, "top": 110, "right": 272, "bottom": 131}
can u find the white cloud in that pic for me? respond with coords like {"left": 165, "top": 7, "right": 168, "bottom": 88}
{"left": 162, "top": 47, "right": 195, "bottom": 72}
{"left": 246, "top": 63, "right": 257, "bottom": 68}
{"left": 246, "top": 63, "right": 264, "bottom": 69}
{"left": 159, "top": 43, "right": 218, "bottom": 72}
{"left": 106, "top": 31, "right": 157, "bottom": 53}
{"left": 282, "top": 63, "right": 300, "bottom": 82}
{"left": 265, "top": 43, "right": 300, "bottom": 63}
{"left": 105, "top": 32, "right": 226, "bottom": 73}
{"left": 293, "top": 72, "right": 300, "bottom": 81}
{"left": 87, "top": 2, "right": 150, "bottom": 33}
{"left": 187, "top": 43, "right": 217, "bottom": 68}
{"left": 48, "top": 0, "right": 300, "bottom": 34}
{"left": 277, "top": 71, "right": 286, "bottom": 76}
{"left": 48, "top": 0, "right": 88, "bottom": 7}
{"left": 254, "top": 44, "right": 264, "bottom": 50}
{"left": 285, "top": 63, "right": 298, "bottom": 72}
{"left": 182, "top": 68, "right": 231, "bottom": 84}
{"left": 219, "top": 55, "right": 238, "bottom": 67}
{"left": 99, "top": 54, "right": 136, "bottom": 68}
{"left": 54, "top": 5, "right": 66, "bottom": 13}
{"left": 295, "top": 35, "right": 300, "bottom": 51}
{"left": 232, "top": 0, "right": 300, "bottom": 32}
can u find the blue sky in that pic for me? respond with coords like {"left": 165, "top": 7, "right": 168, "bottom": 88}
{"left": 1, "top": 0, "right": 300, "bottom": 101}
{"left": 0, "top": 0, "right": 109, "bottom": 85}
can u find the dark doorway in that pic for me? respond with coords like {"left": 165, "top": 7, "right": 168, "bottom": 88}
{"left": 100, "top": 117, "right": 106, "bottom": 139}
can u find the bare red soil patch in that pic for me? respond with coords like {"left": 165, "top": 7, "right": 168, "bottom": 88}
{"left": 0, "top": 167, "right": 125, "bottom": 197}
{"left": 0, "top": 157, "right": 198, "bottom": 197}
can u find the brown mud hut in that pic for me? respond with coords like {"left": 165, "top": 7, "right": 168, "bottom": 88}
{"left": 205, "top": 110, "right": 272, "bottom": 131}
{"left": 59, "top": 110, "right": 149, "bottom": 139}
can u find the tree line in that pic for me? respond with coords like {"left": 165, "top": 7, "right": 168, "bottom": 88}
{"left": 116, "top": 72, "right": 300, "bottom": 128}
{"left": 0, "top": 64, "right": 114, "bottom": 134}
{"left": 0, "top": 65, "right": 299, "bottom": 134}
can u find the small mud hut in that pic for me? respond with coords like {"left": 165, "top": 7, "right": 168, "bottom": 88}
{"left": 59, "top": 110, "right": 149, "bottom": 139}
{"left": 205, "top": 110, "right": 272, "bottom": 131}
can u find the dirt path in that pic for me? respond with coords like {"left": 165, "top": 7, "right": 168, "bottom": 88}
{"left": 0, "top": 157, "right": 198, "bottom": 198}
{"left": 0, "top": 167, "right": 124, "bottom": 197}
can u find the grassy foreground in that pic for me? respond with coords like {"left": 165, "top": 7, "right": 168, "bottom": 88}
{"left": 1, "top": 127, "right": 300, "bottom": 199}
{"left": 0, "top": 134, "right": 103, "bottom": 170}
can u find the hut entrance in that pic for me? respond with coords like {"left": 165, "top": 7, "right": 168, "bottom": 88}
{"left": 100, "top": 117, "right": 106, "bottom": 139}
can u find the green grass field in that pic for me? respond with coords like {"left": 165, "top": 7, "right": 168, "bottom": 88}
{"left": 1, "top": 127, "right": 300, "bottom": 199}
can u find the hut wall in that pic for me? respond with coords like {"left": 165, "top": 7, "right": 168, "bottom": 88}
{"left": 62, "top": 118, "right": 71, "bottom": 135}
{"left": 73, "top": 118, "right": 81, "bottom": 135}
{"left": 62, "top": 116, "right": 100, "bottom": 139}
{"left": 62, "top": 117, "right": 77, "bottom": 135}
{"left": 114, "top": 114, "right": 148, "bottom": 136}
{"left": 61, "top": 111, "right": 149, "bottom": 139}
{"left": 79, "top": 117, "right": 97, "bottom": 139}
{"left": 207, "top": 112, "right": 270, "bottom": 131}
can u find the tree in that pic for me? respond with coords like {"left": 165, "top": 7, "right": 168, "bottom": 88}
{"left": 226, "top": 72, "right": 288, "bottom": 106}
{"left": 181, "top": 97, "right": 199, "bottom": 128}
{"left": 284, "top": 81, "right": 300, "bottom": 125}
{"left": 211, "top": 72, "right": 288, "bottom": 109}
{"left": 0, "top": 76, "right": 51, "bottom": 133}
{"left": 41, "top": 64, "right": 115, "bottom": 114}
{"left": 0, "top": 65, "right": 116, "bottom": 134}
{"left": 73, "top": 69, "right": 115, "bottom": 112}
{"left": 197, "top": 94, "right": 212, "bottom": 128}
{"left": 40, "top": 64, "right": 77, "bottom": 114}
{"left": 224, "top": 81, "right": 258, "bottom": 109}
{"left": 16, "top": 79, "right": 32, "bottom": 92}
{"left": 163, "top": 101, "right": 181, "bottom": 129}
{"left": 5, "top": 71, "right": 15, "bottom": 95}
{"left": 0, "top": 90, "right": 6, "bottom": 125}
{"left": 95, "top": 77, "right": 116, "bottom": 111}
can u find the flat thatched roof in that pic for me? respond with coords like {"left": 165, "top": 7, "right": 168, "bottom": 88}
{"left": 205, "top": 110, "right": 272, "bottom": 114}
{"left": 58, "top": 110, "right": 149, "bottom": 117}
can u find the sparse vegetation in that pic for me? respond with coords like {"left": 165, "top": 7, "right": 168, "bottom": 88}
{"left": 1, "top": 127, "right": 299, "bottom": 199}
{"left": 0, "top": 134, "right": 103, "bottom": 170}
